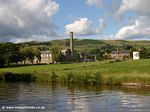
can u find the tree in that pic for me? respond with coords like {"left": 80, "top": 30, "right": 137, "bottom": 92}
{"left": 124, "top": 45, "right": 133, "bottom": 50}
{"left": 0, "top": 43, "right": 21, "bottom": 66}
{"left": 20, "top": 46, "right": 42, "bottom": 64}
{"left": 35, "top": 49, "right": 41, "bottom": 63}
{"left": 51, "top": 46, "right": 61, "bottom": 63}
{"left": 0, "top": 55, "right": 5, "bottom": 67}
{"left": 101, "top": 44, "right": 114, "bottom": 54}
{"left": 59, "top": 53, "right": 66, "bottom": 62}
{"left": 139, "top": 47, "right": 148, "bottom": 59}
{"left": 20, "top": 48, "right": 28, "bottom": 64}
{"left": 90, "top": 49, "right": 104, "bottom": 61}
{"left": 71, "top": 52, "right": 80, "bottom": 62}
{"left": 20, "top": 47, "right": 35, "bottom": 64}
{"left": 9, "top": 53, "right": 21, "bottom": 64}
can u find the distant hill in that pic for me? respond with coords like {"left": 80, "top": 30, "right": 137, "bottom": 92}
{"left": 50, "top": 39, "right": 150, "bottom": 50}
{"left": 102, "top": 40, "right": 150, "bottom": 46}
{"left": 1, "top": 39, "right": 149, "bottom": 50}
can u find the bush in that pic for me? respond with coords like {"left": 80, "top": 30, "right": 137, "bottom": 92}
{"left": 51, "top": 70, "right": 58, "bottom": 82}
{"left": 0, "top": 76, "right": 3, "bottom": 81}
{"left": 4, "top": 72, "right": 36, "bottom": 82}
{"left": 0, "top": 55, "right": 5, "bottom": 67}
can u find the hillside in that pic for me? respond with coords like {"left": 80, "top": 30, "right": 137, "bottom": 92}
{"left": 28, "top": 39, "right": 150, "bottom": 51}
{"left": 1, "top": 39, "right": 149, "bottom": 51}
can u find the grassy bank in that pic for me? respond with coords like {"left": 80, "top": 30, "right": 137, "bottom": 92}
{"left": 0, "top": 59, "right": 150, "bottom": 85}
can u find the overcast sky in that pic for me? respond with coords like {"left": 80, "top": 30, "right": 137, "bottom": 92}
{"left": 0, "top": 0, "right": 150, "bottom": 42}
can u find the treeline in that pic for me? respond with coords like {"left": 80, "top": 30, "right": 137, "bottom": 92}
{"left": 0, "top": 42, "right": 41, "bottom": 67}
{"left": 0, "top": 41, "right": 150, "bottom": 67}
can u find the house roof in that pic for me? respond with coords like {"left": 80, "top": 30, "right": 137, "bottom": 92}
{"left": 111, "top": 50, "right": 130, "bottom": 54}
{"left": 61, "top": 49, "right": 71, "bottom": 52}
{"left": 80, "top": 52, "right": 96, "bottom": 56}
{"left": 41, "top": 50, "right": 52, "bottom": 54}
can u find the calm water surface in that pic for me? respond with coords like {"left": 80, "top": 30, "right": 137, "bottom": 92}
{"left": 0, "top": 82, "right": 150, "bottom": 112}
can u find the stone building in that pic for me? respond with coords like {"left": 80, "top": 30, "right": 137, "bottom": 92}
{"left": 61, "top": 49, "right": 71, "bottom": 56}
{"left": 40, "top": 32, "right": 74, "bottom": 64}
{"left": 40, "top": 51, "right": 53, "bottom": 64}
{"left": 79, "top": 53, "right": 97, "bottom": 62}
{"left": 110, "top": 50, "right": 131, "bottom": 60}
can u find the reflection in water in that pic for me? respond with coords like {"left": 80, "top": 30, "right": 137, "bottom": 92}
{"left": 0, "top": 82, "right": 150, "bottom": 112}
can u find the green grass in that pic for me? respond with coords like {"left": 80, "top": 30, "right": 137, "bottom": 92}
{"left": 39, "top": 39, "right": 150, "bottom": 51}
{"left": 0, "top": 59, "right": 150, "bottom": 85}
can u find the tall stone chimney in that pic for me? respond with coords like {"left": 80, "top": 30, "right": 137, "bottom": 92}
{"left": 70, "top": 32, "right": 74, "bottom": 53}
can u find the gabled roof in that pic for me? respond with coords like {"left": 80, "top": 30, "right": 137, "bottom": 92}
{"left": 80, "top": 52, "right": 96, "bottom": 56}
{"left": 111, "top": 50, "right": 130, "bottom": 54}
{"left": 41, "top": 50, "right": 52, "bottom": 54}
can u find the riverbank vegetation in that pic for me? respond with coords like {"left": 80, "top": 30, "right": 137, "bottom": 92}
{"left": 0, "top": 59, "right": 150, "bottom": 86}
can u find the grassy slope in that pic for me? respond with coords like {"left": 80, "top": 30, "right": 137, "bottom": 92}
{"left": 46, "top": 39, "right": 150, "bottom": 50}
{"left": 0, "top": 59, "right": 150, "bottom": 84}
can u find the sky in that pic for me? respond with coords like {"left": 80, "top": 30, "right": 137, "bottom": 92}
{"left": 0, "top": 0, "right": 150, "bottom": 43}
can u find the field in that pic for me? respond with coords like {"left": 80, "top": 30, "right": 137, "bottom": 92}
{"left": 26, "top": 39, "right": 150, "bottom": 51}
{"left": 0, "top": 59, "right": 150, "bottom": 85}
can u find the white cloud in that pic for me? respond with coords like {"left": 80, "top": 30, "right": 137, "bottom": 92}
{"left": 44, "top": 0, "right": 59, "bottom": 17}
{"left": 65, "top": 18, "right": 105, "bottom": 36}
{"left": 118, "top": 0, "right": 150, "bottom": 19}
{"left": 0, "top": 0, "right": 59, "bottom": 42}
{"left": 114, "top": 0, "right": 150, "bottom": 40}
{"left": 86, "top": 0, "right": 103, "bottom": 8}
{"left": 65, "top": 18, "right": 93, "bottom": 35}
{"left": 115, "top": 16, "right": 150, "bottom": 40}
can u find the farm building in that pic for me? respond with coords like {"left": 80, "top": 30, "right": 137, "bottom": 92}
{"left": 79, "top": 53, "right": 97, "bottom": 62}
{"left": 110, "top": 50, "right": 131, "bottom": 60}
{"left": 40, "top": 51, "right": 53, "bottom": 64}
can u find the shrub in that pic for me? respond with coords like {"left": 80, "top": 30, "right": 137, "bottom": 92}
{"left": 4, "top": 72, "right": 36, "bottom": 82}
{"left": 51, "top": 70, "right": 58, "bottom": 82}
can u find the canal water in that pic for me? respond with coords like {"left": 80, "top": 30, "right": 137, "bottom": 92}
{"left": 0, "top": 82, "right": 150, "bottom": 112}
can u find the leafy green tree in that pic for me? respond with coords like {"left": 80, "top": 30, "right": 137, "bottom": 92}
{"left": 59, "top": 53, "right": 66, "bottom": 62}
{"left": 9, "top": 53, "right": 21, "bottom": 64}
{"left": 101, "top": 44, "right": 114, "bottom": 54}
{"left": 20, "top": 47, "right": 41, "bottom": 64}
{"left": 0, "top": 43, "right": 21, "bottom": 66}
{"left": 51, "top": 46, "right": 60, "bottom": 54}
{"left": 20, "top": 48, "right": 28, "bottom": 64}
{"left": 53, "top": 54, "right": 60, "bottom": 63}
{"left": 124, "top": 45, "right": 133, "bottom": 50}
{"left": 71, "top": 52, "right": 80, "bottom": 62}
{"left": 20, "top": 47, "right": 34, "bottom": 64}
{"left": 90, "top": 49, "right": 104, "bottom": 61}
{"left": 51, "top": 46, "right": 61, "bottom": 63}
{"left": 0, "top": 55, "right": 5, "bottom": 67}
{"left": 147, "top": 48, "right": 150, "bottom": 58}
{"left": 35, "top": 49, "right": 41, "bottom": 63}
{"left": 139, "top": 47, "right": 148, "bottom": 59}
